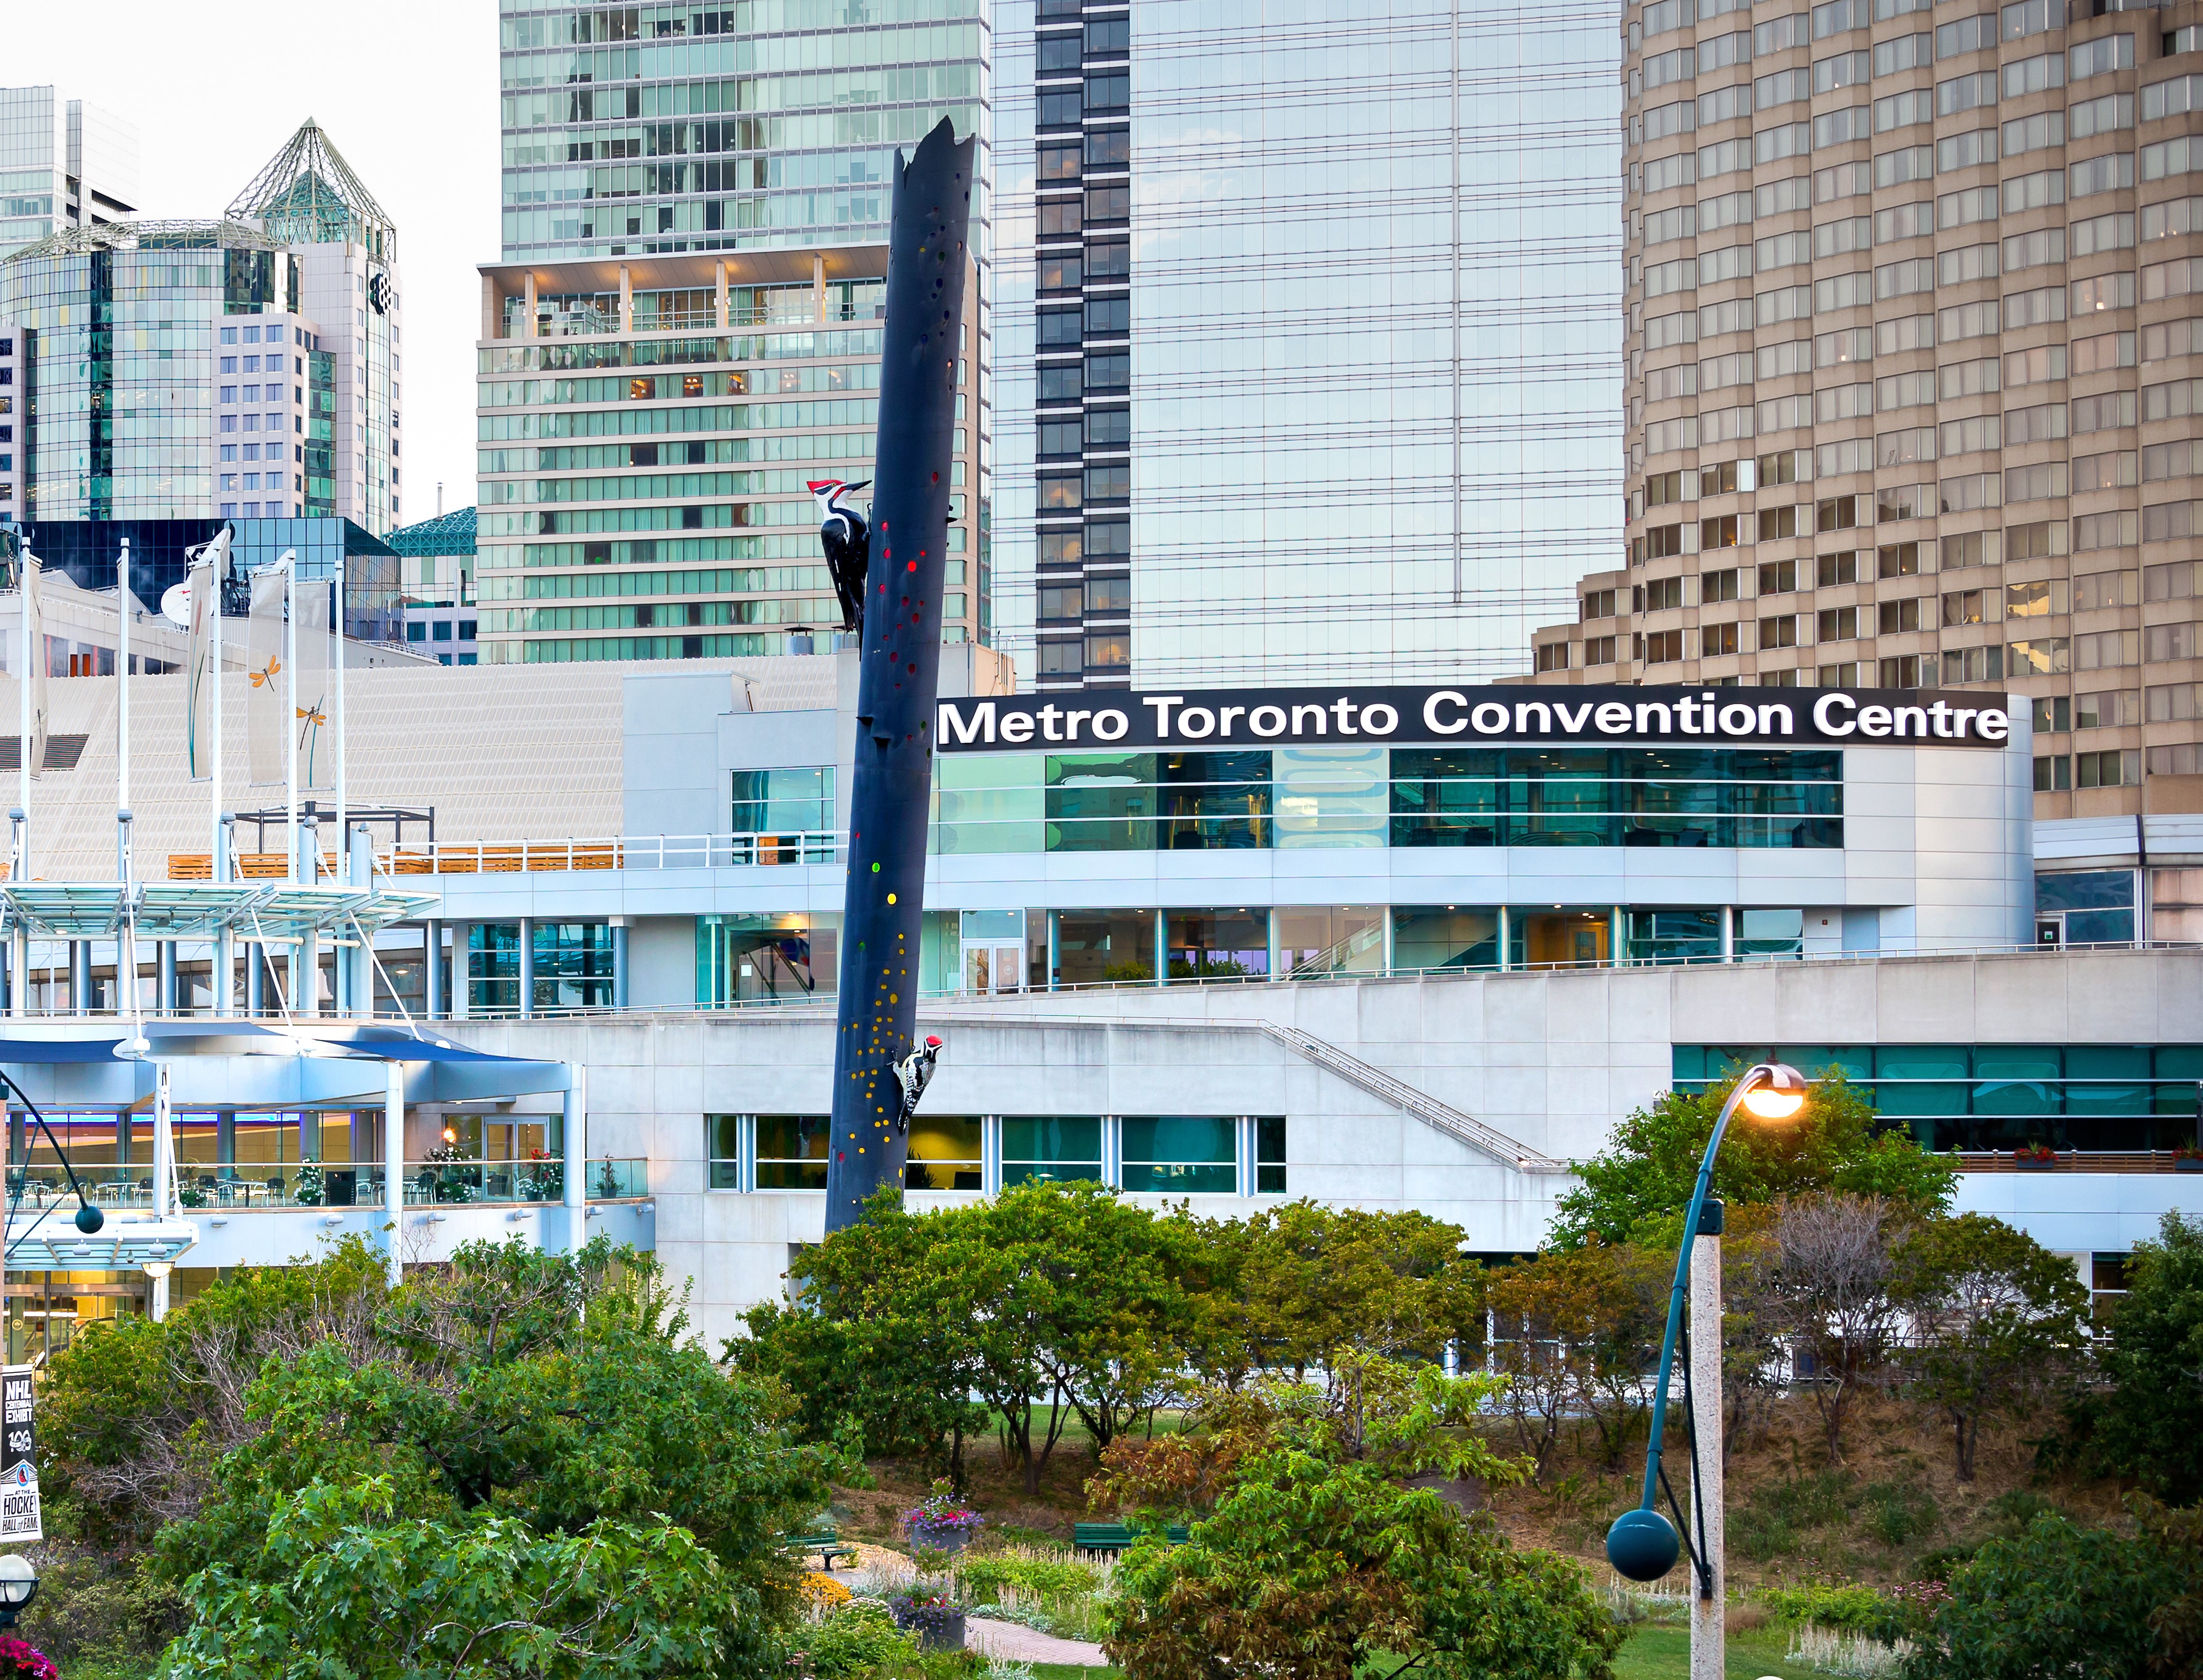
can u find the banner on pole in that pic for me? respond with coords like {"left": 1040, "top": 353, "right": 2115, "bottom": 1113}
{"left": 294, "top": 575, "right": 332, "bottom": 791}
{"left": 21, "top": 556, "right": 47, "bottom": 782}
{"left": 185, "top": 556, "right": 216, "bottom": 782}
{"left": 1, "top": 1366, "right": 40, "bottom": 1543}
{"left": 246, "top": 559, "right": 288, "bottom": 787}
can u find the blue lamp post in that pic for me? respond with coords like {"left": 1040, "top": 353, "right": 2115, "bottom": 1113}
{"left": 1606, "top": 1061, "right": 1807, "bottom": 1677}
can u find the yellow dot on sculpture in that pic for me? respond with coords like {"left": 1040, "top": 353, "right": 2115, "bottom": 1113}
{"left": 890, "top": 992, "right": 899, "bottom": 1003}
{"left": 887, "top": 892, "right": 897, "bottom": 904}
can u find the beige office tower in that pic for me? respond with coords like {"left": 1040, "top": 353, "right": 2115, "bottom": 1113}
{"left": 1529, "top": 2, "right": 2203, "bottom": 822}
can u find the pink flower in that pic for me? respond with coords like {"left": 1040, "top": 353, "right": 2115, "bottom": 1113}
{"left": 0, "top": 1636, "right": 57, "bottom": 1680}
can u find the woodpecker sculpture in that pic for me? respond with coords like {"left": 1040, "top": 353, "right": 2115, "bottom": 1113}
{"left": 891, "top": 1035, "right": 943, "bottom": 1133}
{"left": 809, "top": 478, "right": 871, "bottom": 635}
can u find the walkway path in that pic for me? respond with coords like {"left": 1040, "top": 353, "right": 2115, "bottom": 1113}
{"left": 964, "top": 1616, "right": 1110, "bottom": 1665}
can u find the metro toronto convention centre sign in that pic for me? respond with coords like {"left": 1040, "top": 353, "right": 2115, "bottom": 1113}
{"left": 935, "top": 685, "right": 2014, "bottom": 753}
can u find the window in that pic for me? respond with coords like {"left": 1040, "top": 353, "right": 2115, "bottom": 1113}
{"left": 2076, "top": 749, "right": 2139, "bottom": 788}
{"left": 1878, "top": 541, "right": 1922, "bottom": 577}
{"left": 2035, "top": 754, "right": 2073, "bottom": 791}
{"left": 906, "top": 1116, "right": 982, "bottom": 1191}
{"left": 732, "top": 765, "right": 833, "bottom": 837}
{"left": 1086, "top": 407, "right": 1131, "bottom": 446}
{"left": 1038, "top": 142, "right": 1080, "bottom": 181}
{"left": 1086, "top": 239, "right": 1130, "bottom": 279}
{"left": 1761, "top": 612, "right": 1801, "bottom": 646}
{"left": 1088, "top": 573, "right": 1131, "bottom": 612}
{"left": 1536, "top": 642, "right": 1571, "bottom": 673}
{"left": 1038, "top": 584, "right": 1082, "bottom": 621}
{"left": 1819, "top": 606, "right": 1860, "bottom": 640}
{"left": 1038, "top": 308, "right": 1082, "bottom": 347}
{"left": 1818, "top": 550, "right": 1860, "bottom": 585}
{"left": 1084, "top": 463, "right": 1130, "bottom": 502}
{"left": 1120, "top": 1117, "right": 1236, "bottom": 1192}
{"left": 1083, "top": 295, "right": 1130, "bottom": 336}
{"left": 1085, "top": 128, "right": 1130, "bottom": 169}
{"left": 755, "top": 1116, "right": 828, "bottom": 1190}
{"left": 1644, "top": 575, "right": 1685, "bottom": 610}
{"left": 1943, "top": 588, "right": 1986, "bottom": 625}
{"left": 1760, "top": 558, "right": 1799, "bottom": 593}
{"left": 707, "top": 1114, "right": 741, "bottom": 1190}
{"left": 1003, "top": 1116, "right": 1102, "bottom": 1185}
{"left": 1702, "top": 621, "right": 1741, "bottom": 656}
{"left": 1255, "top": 1117, "right": 1287, "bottom": 1194}
{"left": 1645, "top": 628, "right": 1685, "bottom": 662}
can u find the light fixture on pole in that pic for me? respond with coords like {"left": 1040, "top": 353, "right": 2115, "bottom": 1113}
{"left": 1606, "top": 1061, "right": 1807, "bottom": 1680}
{"left": 0, "top": 1554, "right": 36, "bottom": 1627}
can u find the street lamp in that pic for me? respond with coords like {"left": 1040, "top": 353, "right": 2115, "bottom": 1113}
{"left": 0, "top": 1554, "right": 37, "bottom": 1628}
{"left": 1606, "top": 1061, "right": 1807, "bottom": 1680}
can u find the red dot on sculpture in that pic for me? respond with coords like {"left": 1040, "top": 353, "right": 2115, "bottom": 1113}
{"left": 906, "top": 561, "right": 916, "bottom": 572}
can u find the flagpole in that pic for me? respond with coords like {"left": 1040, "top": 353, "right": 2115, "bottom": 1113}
{"left": 15, "top": 550, "right": 28, "bottom": 879}
{"left": 210, "top": 539, "right": 223, "bottom": 864}
{"left": 285, "top": 555, "right": 297, "bottom": 886}
{"left": 333, "top": 560, "right": 345, "bottom": 866}
{"left": 117, "top": 538, "right": 130, "bottom": 880}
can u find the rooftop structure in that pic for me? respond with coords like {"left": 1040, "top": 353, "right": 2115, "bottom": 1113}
{"left": 226, "top": 119, "right": 396, "bottom": 262}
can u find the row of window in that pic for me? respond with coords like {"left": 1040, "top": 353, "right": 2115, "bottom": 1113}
{"left": 705, "top": 1113, "right": 1286, "bottom": 1195}
{"left": 930, "top": 748, "right": 1843, "bottom": 855}
{"left": 1631, "top": 25, "right": 2147, "bottom": 102}
{"left": 692, "top": 904, "right": 1824, "bottom": 1003}
{"left": 1673, "top": 1038, "right": 2203, "bottom": 1152}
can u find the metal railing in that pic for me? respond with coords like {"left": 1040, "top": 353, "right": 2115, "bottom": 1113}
{"left": 5, "top": 1158, "right": 650, "bottom": 1212}
{"left": 374, "top": 832, "right": 840, "bottom": 875}
{"left": 1252, "top": 1023, "right": 1569, "bottom": 1173}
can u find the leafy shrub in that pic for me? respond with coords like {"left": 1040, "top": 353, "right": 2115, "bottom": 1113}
{"left": 1762, "top": 1583, "right": 1897, "bottom": 1635}
{"left": 791, "top": 1602, "right": 923, "bottom": 1679}
{"left": 957, "top": 1555, "right": 1102, "bottom": 1601}
{"left": 1861, "top": 1481, "right": 1938, "bottom": 1549}
{"left": 1901, "top": 1511, "right": 2183, "bottom": 1680}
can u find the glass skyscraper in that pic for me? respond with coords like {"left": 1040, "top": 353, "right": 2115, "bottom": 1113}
{"left": 479, "top": 0, "right": 994, "bottom": 664}
{"left": 994, "top": 0, "right": 1623, "bottom": 691}
{"left": 498, "top": 0, "right": 991, "bottom": 260}
{"left": 0, "top": 86, "right": 138, "bottom": 261}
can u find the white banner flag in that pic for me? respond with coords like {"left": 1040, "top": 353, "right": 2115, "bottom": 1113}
{"left": 21, "top": 554, "right": 47, "bottom": 781}
{"left": 246, "top": 559, "right": 288, "bottom": 788}
{"left": 294, "top": 574, "right": 332, "bottom": 792}
{"left": 185, "top": 551, "right": 217, "bottom": 783}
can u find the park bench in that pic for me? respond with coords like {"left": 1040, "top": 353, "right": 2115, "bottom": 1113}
{"left": 1072, "top": 1522, "right": 1190, "bottom": 1553}
{"left": 784, "top": 1525, "right": 858, "bottom": 1570}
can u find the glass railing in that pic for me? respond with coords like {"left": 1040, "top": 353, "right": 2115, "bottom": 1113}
{"left": 3, "top": 1158, "right": 649, "bottom": 1212}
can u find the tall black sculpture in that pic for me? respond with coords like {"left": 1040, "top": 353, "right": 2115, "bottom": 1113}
{"left": 823, "top": 118, "right": 975, "bottom": 1233}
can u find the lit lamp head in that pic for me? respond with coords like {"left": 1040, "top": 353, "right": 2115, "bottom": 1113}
{"left": 0, "top": 1554, "right": 37, "bottom": 1625}
{"left": 1739, "top": 1062, "right": 1808, "bottom": 1122}
{"left": 142, "top": 1260, "right": 173, "bottom": 1280}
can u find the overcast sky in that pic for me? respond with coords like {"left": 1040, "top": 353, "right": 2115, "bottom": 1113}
{"left": 11, "top": 0, "right": 501, "bottom": 528}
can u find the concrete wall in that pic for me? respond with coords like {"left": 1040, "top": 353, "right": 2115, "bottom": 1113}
{"left": 442, "top": 946, "right": 2203, "bottom": 1348}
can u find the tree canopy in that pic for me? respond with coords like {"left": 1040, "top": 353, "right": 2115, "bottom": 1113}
{"left": 1549, "top": 1070, "right": 1956, "bottom": 1249}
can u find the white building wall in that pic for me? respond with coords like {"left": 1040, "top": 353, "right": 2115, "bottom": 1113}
{"left": 443, "top": 946, "right": 2203, "bottom": 1348}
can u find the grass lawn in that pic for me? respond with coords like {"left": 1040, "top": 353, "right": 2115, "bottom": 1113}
{"left": 1613, "top": 1622, "right": 1815, "bottom": 1680}
{"left": 1030, "top": 1666, "right": 1119, "bottom": 1680}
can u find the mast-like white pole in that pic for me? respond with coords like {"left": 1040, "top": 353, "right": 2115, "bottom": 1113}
{"left": 211, "top": 542, "right": 223, "bottom": 861}
{"left": 117, "top": 537, "right": 130, "bottom": 820}
{"left": 334, "top": 560, "right": 346, "bottom": 857}
{"left": 285, "top": 555, "right": 298, "bottom": 884}
{"left": 16, "top": 548, "right": 29, "bottom": 875}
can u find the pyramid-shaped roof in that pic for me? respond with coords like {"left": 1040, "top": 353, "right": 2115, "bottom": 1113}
{"left": 227, "top": 119, "right": 395, "bottom": 261}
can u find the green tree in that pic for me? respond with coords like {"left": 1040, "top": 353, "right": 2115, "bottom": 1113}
{"left": 1895, "top": 1212, "right": 2090, "bottom": 1481}
{"left": 1194, "top": 1202, "right": 1486, "bottom": 1386}
{"left": 162, "top": 1477, "right": 725, "bottom": 1679}
{"left": 1100, "top": 1363, "right": 1620, "bottom": 1680}
{"left": 1904, "top": 1510, "right": 2187, "bottom": 1680}
{"left": 2070, "top": 1210, "right": 2203, "bottom": 1503}
{"left": 45, "top": 1238, "right": 841, "bottom": 1674}
{"left": 1550, "top": 1071, "right": 1955, "bottom": 1250}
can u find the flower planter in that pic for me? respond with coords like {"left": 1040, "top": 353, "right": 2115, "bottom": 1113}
{"left": 2014, "top": 1157, "right": 2057, "bottom": 1171}
{"left": 890, "top": 1603, "right": 966, "bottom": 1652}
{"left": 2175, "top": 1158, "right": 2203, "bottom": 1172}
{"left": 908, "top": 1521, "right": 977, "bottom": 1556}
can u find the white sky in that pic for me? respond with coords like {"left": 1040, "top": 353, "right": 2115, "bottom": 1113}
{"left": 10, "top": 0, "right": 502, "bottom": 529}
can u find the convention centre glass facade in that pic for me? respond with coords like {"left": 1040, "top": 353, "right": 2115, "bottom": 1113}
{"left": 1675, "top": 1042, "right": 2203, "bottom": 1154}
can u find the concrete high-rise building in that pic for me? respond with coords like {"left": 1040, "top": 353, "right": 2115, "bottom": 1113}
{"left": 993, "top": 0, "right": 1625, "bottom": 693}
{"left": 477, "top": 0, "right": 993, "bottom": 665}
{"left": 229, "top": 121, "right": 403, "bottom": 532}
{"left": 1528, "top": 3, "right": 2203, "bottom": 822}
{"left": 0, "top": 86, "right": 139, "bottom": 259}
{"left": 0, "top": 120, "right": 400, "bottom": 532}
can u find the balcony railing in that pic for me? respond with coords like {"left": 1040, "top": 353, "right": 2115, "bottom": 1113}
{"left": 374, "top": 832, "right": 841, "bottom": 874}
{"left": 8, "top": 1159, "right": 648, "bottom": 1211}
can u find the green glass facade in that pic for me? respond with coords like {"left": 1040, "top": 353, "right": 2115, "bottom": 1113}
{"left": 1674, "top": 1044, "right": 2203, "bottom": 1154}
{"left": 1, "top": 228, "right": 292, "bottom": 519}
{"left": 931, "top": 746, "right": 1846, "bottom": 855}
{"left": 499, "top": 0, "right": 990, "bottom": 261}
